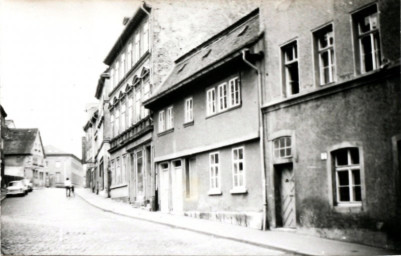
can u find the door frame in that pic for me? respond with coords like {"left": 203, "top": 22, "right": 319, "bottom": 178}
{"left": 274, "top": 162, "right": 296, "bottom": 228}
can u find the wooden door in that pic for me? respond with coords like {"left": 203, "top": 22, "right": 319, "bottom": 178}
{"left": 160, "top": 165, "right": 170, "bottom": 213}
{"left": 280, "top": 166, "right": 296, "bottom": 228}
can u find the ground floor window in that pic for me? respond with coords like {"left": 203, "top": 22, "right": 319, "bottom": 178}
{"left": 332, "top": 147, "right": 362, "bottom": 206}
{"left": 232, "top": 147, "right": 245, "bottom": 189}
{"left": 209, "top": 152, "right": 220, "bottom": 192}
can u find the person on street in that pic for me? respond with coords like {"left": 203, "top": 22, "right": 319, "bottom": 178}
{"left": 65, "top": 178, "right": 72, "bottom": 197}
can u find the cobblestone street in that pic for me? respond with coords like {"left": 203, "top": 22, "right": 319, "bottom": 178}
{"left": 1, "top": 188, "right": 285, "bottom": 255}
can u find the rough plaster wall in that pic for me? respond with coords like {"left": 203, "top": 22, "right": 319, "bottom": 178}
{"left": 150, "top": 0, "right": 261, "bottom": 89}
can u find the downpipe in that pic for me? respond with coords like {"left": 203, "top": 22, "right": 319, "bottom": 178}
{"left": 242, "top": 49, "right": 268, "bottom": 231}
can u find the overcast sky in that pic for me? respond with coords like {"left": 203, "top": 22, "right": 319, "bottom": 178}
{"left": 0, "top": 0, "right": 140, "bottom": 158}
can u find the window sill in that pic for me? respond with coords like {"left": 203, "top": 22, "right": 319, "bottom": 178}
{"left": 157, "top": 128, "right": 174, "bottom": 137}
{"left": 110, "top": 183, "right": 128, "bottom": 189}
{"left": 183, "top": 120, "right": 194, "bottom": 128}
{"left": 206, "top": 104, "right": 241, "bottom": 119}
{"left": 230, "top": 187, "right": 248, "bottom": 194}
{"left": 208, "top": 189, "right": 222, "bottom": 196}
{"left": 334, "top": 203, "right": 363, "bottom": 213}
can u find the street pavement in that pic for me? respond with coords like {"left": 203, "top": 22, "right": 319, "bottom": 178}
{"left": 1, "top": 188, "right": 286, "bottom": 255}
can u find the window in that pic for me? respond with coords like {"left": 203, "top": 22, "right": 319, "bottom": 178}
{"left": 353, "top": 5, "right": 381, "bottom": 73}
{"left": 315, "top": 25, "right": 335, "bottom": 85}
{"left": 115, "top": 62, "right": 120, "bottom": 86}
{"left": 274, "top": 136, "right": 292, "bottom": 158}
{"left": 142, "top": 82, "right": 150, "bottom": 118}
{"left": 333, "top": 148, "right": 362, "bottom": 205}
{"left": 134, "top": 86, "right": 141, "bottom": 123}
{"left": 122, "top": 155, "right": 127, "bottom": 183}
{"left": 206, "top": 88, "right": 216, "bottom": 116}
{"left": 128, "top": 96, "right": 133, "bottom": 126}
{"left": 115, "top": 109, "right": 120, "bottom": 135}
{"left": 229, "top": 77, "right": 241, "bottom": 107}
{"left": 134, "top": 31, "right": 140, "bottom": 64}
{"left": 232, "top": 147, "right": 245, "bottom": 190}
{"left": 158, "top": 110, "right": 165, "bottom": 132}
{"left": 110, "top": 69, "right": 115, "bottom": 89}
{"left": 282, "top": 42, "right": 299, "bottom": 96}
{"left": 111, "top": 160, "right": 115, "bottom": 185}
{"left": 136, "top": 151, "right": 144, "bottom": 195}
{"left": 209, "top": 152, "right": 221, "bottom": 193}
{"left": 184, "top": 98, "right": 193, "bottom": 123}
{"left": 121, "top": 103, "right": 126, "bottom": 131}
{"left": 110, "top": 113, "right": 115, "bottom": 137}
{"left": 166, "top": 106, "right": 174, "bottom": 129}
{"left": 120, "top": 55, "right": 125, "bottom": 79}
{"left": 127, "top": 43, "right": 132, "bottom": 69}
{"left": 141, "top": 21, "right": 149, "bottom": 55}
{"left": 56, "top": 161, "right": 61, "bottom": 168}
{"left": 217, "top": 83, "right": 228, "bottom": 111}
{"left": 116, "top": 157, "right": 121, "bottom": 184}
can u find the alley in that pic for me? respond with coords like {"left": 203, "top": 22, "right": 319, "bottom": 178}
{"left": 1, "top": 188, "right": 285, "bottom": 255}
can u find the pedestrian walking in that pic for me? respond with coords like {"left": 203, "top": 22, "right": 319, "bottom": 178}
{"left": 65, "top": 178, "right": 72, "bottom": 197}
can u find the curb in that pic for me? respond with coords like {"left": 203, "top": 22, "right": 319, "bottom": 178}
{"left": 76, "top": 193, "right": 309, "bottom": 256}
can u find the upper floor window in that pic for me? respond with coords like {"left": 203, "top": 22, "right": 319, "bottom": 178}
{"left": 166, "top": 106, "right": 174, "bottom": 130}
{"left": 314, "top": 25, "right": 335, "bottom": 85}
{"left": 353, "top": 4, "right": 381, "bottom": 74}
{"left": 158, "top": 110, "right": 165, "bottom": 133}
{"left": 128, "top": 96, "right": 133, "bottom": 126}
{"left": 115, "top": 62, "right": 120, "bottom": 87}
{"left": 184, "top": 97, "right": 193, "bottom": 123}
{"left": 134, "top": 31, "right": 140, "bottom": 65}
{"left": 121, "top": 103, "right": 126, "bottom": 131}
{"left": 206, "top": 76, "right": 241, "bottom": 117}
{"left": 115, "top": 109, "right": 120, "bottom": 135}
{"left": 282, "top": 42, "right": 299, "bottom": 96}
{"left": 127, "top": 43, "right": 132, "bottom": 70}
{"left": 120, "top": 55, "right": 126, "bottom": 80}
{"left": 332, "top": 148, "right": 362, "bottom": 206}
{"left": 111, "top": 113, "right": 115, "bottom": 138}
{"left": 141, "top": 21, "right": 149, "bottom": 54}
{"left": 274, "top": 136, "right": 292, "bottom": 158}
{"left": 206, "top": 88, "right": 216, "bottom": 116}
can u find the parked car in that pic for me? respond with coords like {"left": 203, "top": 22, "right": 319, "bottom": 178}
{"left": 22, "top": 179, "right": 33, "bottom": 192}
{"left": 6, "top": 181, "right": 27, "bottom": 196}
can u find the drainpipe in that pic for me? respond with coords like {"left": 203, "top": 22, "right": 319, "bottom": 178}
{"left": 242, "top": 48, "right": 267, "bottom": 231}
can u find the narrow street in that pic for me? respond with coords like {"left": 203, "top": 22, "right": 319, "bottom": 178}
{"left": 1, "top": 188, "right": 285, "bottom": 255}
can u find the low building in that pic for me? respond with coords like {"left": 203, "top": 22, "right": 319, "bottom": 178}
{"left": 45, "top": 145, "right": 84, "bottom": 187}
{"left": 3, "top": 128, "right": 47, "bottom": 187}
{"left": 144, "top": 9, "right": 265, "bottom": 229}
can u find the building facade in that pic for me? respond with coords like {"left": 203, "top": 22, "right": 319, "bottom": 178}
{"left": 260, "top": 0, "right": 400, "bottom": 249}
{"left": 3, "top": 128, "right": 47, "bottom": 187}
{"left": 0, "top": 105, "right": 7, "bottom": 188}
{"left": 144, "top": 9, "right": 266, "bottom": 228}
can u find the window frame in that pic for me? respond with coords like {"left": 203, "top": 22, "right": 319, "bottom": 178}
{"left": 158, "top": 110, "right": 165, "bottom": 133}
{"left": 217, "top": 82, "right": 228, "bottom": 112}
{"left": 184, "top": 97, "right": 193, "bottom": 123}
{"left": 229, "top": 77, "right": 241, "bottom": 107}
{"left": 166, "top": 106, "right": 174, "bottom": 130}
{"left": 208, "top": 152, "right": 222, "bottom": 195}
{"left": 281, "top": 41, "right": 300, "bottom": 97}
{"left": 313, "top": 24, "right": 336, "bottom": 86}
{"left": 352, "top": 4, "right": 382, "bottom": 74}
{"left": 206, "top": 88, "right": 216, "bottom": 116}
{"left": 273, "top": 136, "right": 292, "bottom": 159}
{"left": 231, "top": 147, "right": 247, "bottom": 194}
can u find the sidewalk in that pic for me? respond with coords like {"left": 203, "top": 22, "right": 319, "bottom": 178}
{"left": 75, "top": 188, "right": 398, "bottom": 256}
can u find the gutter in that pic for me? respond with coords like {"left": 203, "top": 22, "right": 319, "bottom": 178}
{"left": 241, "top": 48, "right": 267, "bottom": 231}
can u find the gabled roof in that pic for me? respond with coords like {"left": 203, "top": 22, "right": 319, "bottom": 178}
{"left": 144, "top": 8, "right": 260, "bottom": 107}
{"left": 104, "top": 2, "right": 151, "bottom": 66}
{"left": 4, "top": 128, "right": 40, "bottom": 155}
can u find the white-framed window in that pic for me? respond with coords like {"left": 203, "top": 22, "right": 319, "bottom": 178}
{"left": 158, "top": 110, "right": 165, "bottom": 133}
{"left": 110, "top": 113, "right": 115, "bottom": 138}
{"left": 184, "top": 97, "right": 193, "bottom": 123}
{"left": 127, "top": 43, "right": 132, "bottom": 70}
{"left": 122, "top": 154, "right": 127, "bottom": 184}
{"left": 332, "top": 148, "right": 362, "bottom": 206}
{"left": 115, "top": 109, "right": 120, "bottom": 135}
{"left": 115, "top": 62, "right": 120, "bottom": 86}
{"left": 121, "top": 103, "right": 126, "bottom": 131}
{"left": 120, "top": 55, "right": 125, "bottom": 79}
{"left": 110, "top": 69, "right": 115, "bottom": 89}
{"left": 142, "top": 82, "right": 150, "bottom": 118}
{"left": 206, "top": 88, "right": 216, "bottom": 116}
{"left": 229, "top": 77, "right": 241, "bottom": 107}
{"left": 166, "top": 106, "right": 174, "bottom": 129}
{"left": 217, "top": 83, "right": 228, "bottom": 111}
{"left": 315, "top": 24, "right": 335, "bottom": 85}
{"left": 141, "top": 20, "right": 149, "bottom": 55}
{"left": 232, "top": 147, "right": 245, "bottom": 189}
{"left": 134, "top": 31, "right": 140, "bottom": 64}
{"left": 111, "top": 160, "right": 115, "bottom": 185}
{"left": 353, "top": 4, "right": 381, "bottom": 74}
{"left": 209, "top": 152, "right": 220, "bottom": 191}
{"left": 134, "top": 86, "right": 141, "bottom": 123}
{"left": 273, "top": 136, "right": 292, "bottom": 158}
{"left": 128, "top": 96, "right": 133, "bottom": 126}
{"left": 282, "top": 41, "right": 299, "bottom": 96}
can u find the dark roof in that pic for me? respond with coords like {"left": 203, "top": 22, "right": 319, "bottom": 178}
{"left": 0, "top": 105, "right": 7, "bottom": 118}
{"left": 104, "top": 3, "right": 151, "bottom": 66}
{"left": 4, "top": 128, "right": 39, "bottom": 155}
{"left": 144, "top": 8, "right": 260, "bottom": 107}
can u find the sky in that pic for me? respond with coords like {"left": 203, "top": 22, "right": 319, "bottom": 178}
{"left": 0, "top": 0, "right": 140, "bottom": 158}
